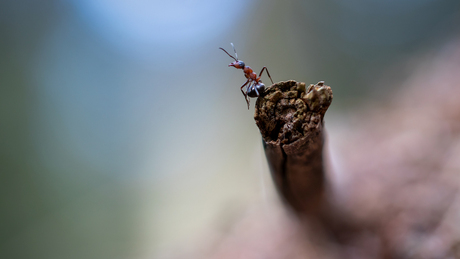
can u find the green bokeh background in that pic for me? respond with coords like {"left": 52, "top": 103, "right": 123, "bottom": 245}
{"left": 1, "top": 0, "right": 459, "bottom": 258}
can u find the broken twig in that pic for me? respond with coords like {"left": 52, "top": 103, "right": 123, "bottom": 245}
{"left": 254, "top": 80, "right": 333, "bottom": 216}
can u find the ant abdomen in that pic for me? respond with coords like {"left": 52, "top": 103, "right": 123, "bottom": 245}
{"left": 247, "top": 82, "right": 265, "bottom": 98}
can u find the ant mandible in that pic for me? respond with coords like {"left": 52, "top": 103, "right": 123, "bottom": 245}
{"left": 220, "top": 43, "right": 274, "bottom": 109}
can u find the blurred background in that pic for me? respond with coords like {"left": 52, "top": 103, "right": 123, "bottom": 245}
{"left": 1, "top": 0, "right": 460, "bottom": 258}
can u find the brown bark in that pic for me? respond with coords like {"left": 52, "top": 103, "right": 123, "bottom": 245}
{"left": 254, "top": 80, "right": 333, "bottom": 216}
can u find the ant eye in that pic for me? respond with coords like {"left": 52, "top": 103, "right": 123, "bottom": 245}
{"left": 239, "top": 61, "right": 245, "bottom": 67}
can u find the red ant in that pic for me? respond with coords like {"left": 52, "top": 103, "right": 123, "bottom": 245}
{"left": 220, "top": 43, "right": 273, "bottom": 109}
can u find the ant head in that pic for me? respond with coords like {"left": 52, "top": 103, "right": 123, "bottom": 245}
{"left": 220, "top": 43, "right": 245, "bottom": 69}
{"left": 229, "top": 60, "right": 245, "bottom": 69}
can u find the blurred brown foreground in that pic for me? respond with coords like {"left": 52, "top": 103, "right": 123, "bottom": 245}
{"left": 168, "top": 38, "right": 460, "bottom": 259}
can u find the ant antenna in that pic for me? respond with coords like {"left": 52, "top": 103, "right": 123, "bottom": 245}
{"left": 231, "top": 43, "right": 238, "bottom": 61}
{"left": 219, "top": 47, "right": 238, "bottom": 62}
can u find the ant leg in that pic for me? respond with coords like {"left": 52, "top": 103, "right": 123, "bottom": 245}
{"left": 240, "top": 79, "right": 250, "bottom": 109}
{"left": 240, "top": 79, "right": 250, "bottom": 95}
{"left": 245, "top": 82, "right": 254, "bottom": 109}
{"left": 254, "top": 85, "right": 260, "bottom": 97}
{"left": 259, "top": 67, "right": 274, "bottom": 84}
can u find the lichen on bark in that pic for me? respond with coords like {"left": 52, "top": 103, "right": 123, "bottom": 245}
{"left": 254, "top": 80, "right": 332, "bottom": 146}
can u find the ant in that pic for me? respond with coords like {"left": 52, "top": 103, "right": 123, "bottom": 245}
{"left": 220, "top": 43, "right": 273, "bottom": 109}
